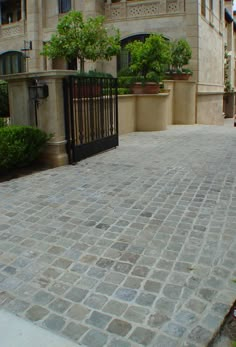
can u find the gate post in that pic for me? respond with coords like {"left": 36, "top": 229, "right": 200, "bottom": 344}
{"left": 1, "top": 70, "right": 77, "bottom": 167}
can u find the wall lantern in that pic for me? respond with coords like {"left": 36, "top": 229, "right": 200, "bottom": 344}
{"left": 29, "top": 79, "right": 49, "bottom": 100}
{"left": 29, "top": 79, "right": 49, "bottom": 126}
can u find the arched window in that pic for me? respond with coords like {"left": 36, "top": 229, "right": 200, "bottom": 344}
{"left": 117, "top": 34, "right": 150, "bottom": 73}
{"left": 0, "top": 51, "right": 25, "bottom": 75}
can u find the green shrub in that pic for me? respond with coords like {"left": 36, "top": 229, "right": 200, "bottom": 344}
{"left": 0, "top": 81, "right": 9, "bottom": 117}
{"left": 76, "top": 70, "right": 113, "bottom": 78}
{"left": 118, "top": 76, "right": 135, "bottom": 88}
{"left": 117, "top": 67, "right": 134, "bottom": 77}
{"left": 170, "top": 39, "right": 192, "bottom": 72}
{"left": 0, "top": 126, "right": 51, "bottom": 169}
{"left": 0, "top": 118, "right": 8, "bottom": 128}
{"left": 118, "top": 88, "right": 130, "bottom": 95}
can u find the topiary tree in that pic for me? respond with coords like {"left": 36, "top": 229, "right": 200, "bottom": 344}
{"left": 41, "top": 11, "right": 121, "bottom": 72}
{"left": 170, "top": 39, "right": 192, "bottom": 72}
{"left": 126, "top": 34, "right": 171, "bottom": 83}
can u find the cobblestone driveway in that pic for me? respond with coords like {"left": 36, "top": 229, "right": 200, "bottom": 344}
{"left": 0, "top": 122, "right": 236, "bottom": 347}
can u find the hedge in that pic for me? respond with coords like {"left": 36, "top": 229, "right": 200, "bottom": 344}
{"left": 0, "top": 126, "right": 51, "bottom": 169}
{"left": 0, "top": 81, "right": 9, "bottom": 117}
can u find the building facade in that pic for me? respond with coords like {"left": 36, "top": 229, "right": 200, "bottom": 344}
{"left": 0, "top": 0, "right": 234, "bottom": 124}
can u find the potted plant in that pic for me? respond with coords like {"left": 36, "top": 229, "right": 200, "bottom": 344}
{"left": 73, "top": 70, "right": 113, "bottom": 98}
{"left": 223, "top": 44, "right": 235, "bottom": 118}
{"left": 166, "top": 39, "right": 192, "bottom": 80}
{"left": 74, "top": 70, "right": 113, "bottom": 98}
{"left": 126, "top": 34, "right": 171, "bottom": 94}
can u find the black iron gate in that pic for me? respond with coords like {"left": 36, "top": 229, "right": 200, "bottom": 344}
{"left": 64, "top": 76, "right": 119, "bottom": 163}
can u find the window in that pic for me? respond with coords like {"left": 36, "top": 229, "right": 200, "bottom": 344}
{"left": 209, "top": 0, "right": 213, "bottom": 11}
{"left": 58, "top": 0, "right": 71, "bottom": 14}
{"left": 201, "top": 0, "right": 206, "bottom": 17}
{"left": 219, "top": 0, "right": 222, "bottom": 21}
{"left": 0, "top": 0, "right": 23, "bottom": 24}
{"left": 0, "top": 51, "right": 25, "bottom": 75}
{"left": 209, "top": 0, "right": 213, "bottom": 24}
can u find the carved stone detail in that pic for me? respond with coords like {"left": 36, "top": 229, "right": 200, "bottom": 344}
{"left": 105, "top": 0, "right": 184, "bottom": 21}
{"left": 128, "top": 3, "right": 160, "bottom": 17}
{"left": 167, "top": 0, "right": 178, "bottom": 13}
{"left": 1, "top": 23, "right": 24, "bottom": 38}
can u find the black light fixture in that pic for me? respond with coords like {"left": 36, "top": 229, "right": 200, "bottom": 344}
{"left": 21, "top": 40, "right": 32, "bottom": 59}
{"left": 29, "top": 79, "right": 49, "bottom": 127}
{"left": 29, "top": 79, "right": 49, "bottom": 100}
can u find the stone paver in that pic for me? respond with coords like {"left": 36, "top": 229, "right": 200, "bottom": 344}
{"left": 0, "top": 121, "right": 236, "bottom": 346}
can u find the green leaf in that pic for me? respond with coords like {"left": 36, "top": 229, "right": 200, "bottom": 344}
{"left": 126, "top": 34, "right": 171, "bottom": 81}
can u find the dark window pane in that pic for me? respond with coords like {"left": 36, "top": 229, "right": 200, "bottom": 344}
{"left": 0, "top": 52, "right": 25, "bottom": 75}
{"left": 59, "top": 0, "right": 71, "bottom": 13}
{"left": 201, "top": 0, "right": 206, "bottom": 16}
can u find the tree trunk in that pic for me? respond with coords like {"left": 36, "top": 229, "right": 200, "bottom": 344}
{"left": 80, "top": 58, "right": 85, "bottom": 72}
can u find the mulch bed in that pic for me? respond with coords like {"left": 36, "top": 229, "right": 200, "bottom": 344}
{"left": 0, "top": 163, "right": 51, "bottom": 183}
{"left": 210, "top": 302, "right": 236, "bottom": 346}
{"left": 220, "top": 306, "right": 236, "bottom": 341}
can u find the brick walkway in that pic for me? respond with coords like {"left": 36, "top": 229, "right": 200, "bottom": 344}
{"left": 0, "top": 121, "right": 236, "bottom": 347}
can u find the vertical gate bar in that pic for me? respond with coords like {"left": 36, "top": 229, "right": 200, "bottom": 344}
{"left": 74, "top": 80, "right": 78, "bottom": 146}
{"left": 89, "top": 79, "right": 94, "bottom": 142}
{"left": 100, "top": 78, "right": 105, "bottom": 139}
{"left": 78, "top": 77, "right": 84, "bottom": 146}
{"left": 69, "top": 76, "right": 76, "bottom": 163}
{"left": 100, "top": 78, "right": 103, "bottom": 139}
{"left": 86, "top": 78, "right": 89, "bottom": 143}
{"left": 98, "top": 78, "right": 101, "bottom": 139}
{"left": 83, "top": 78, "right": 86, "bottom": 143}
{"left": 109, "top": 78, "right": 114, "bottom": 135}
{"left": 85, "top": 77, "right": 88, "bottom": 143}
{"left": 107, "top": 78, "right": 110, "bottom": 136}
{"left": 63, "top": 77, "right": 72, "bottom": 164}
{"left": 94, "top": 78, "right": 98, "bottom": 141}
{"left": 114, "top": 77, "right": 119, "bottom": 139}
{"left": 102, "top": 78, "right": 104, "bottom": 139}
{"left": 105, "top": 78, "right": 108, "bottom": 137}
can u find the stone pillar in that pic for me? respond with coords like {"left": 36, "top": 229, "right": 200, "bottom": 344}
{"left": 173, "top": 81, "right": 196, "bottom": 125}
{"left": 21, "top": 0, "right": 26, "bottom": 20}
{"left": 1, "top": 71, "right": 78, "bottom": 167}
{"left": 7, "top": 77, "right": 31, "bottom": 126}
{"left": 83, "top": 0, "right": 105, "bottom": 17}
{"left": 26, "top": 0, "right": 41, "bottom": 72}
{"left": 136, "top": 94, "right": 169, "bottom": 131}
{"left": 164, "top": 80, "right": 196, "bottom": 125}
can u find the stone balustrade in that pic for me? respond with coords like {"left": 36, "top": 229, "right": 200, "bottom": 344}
{"left": 105, "top": 0, "right": 185, "bottom": 21}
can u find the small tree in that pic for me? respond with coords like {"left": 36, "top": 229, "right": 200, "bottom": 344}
{"left": 41, "top": 11, "right": 121, "bottom": 72}
{"left": 170, "top": 39, "right": 192, "bottom": 72}
{"left": 126, "top": 34, "right": 171, "bottom": 82}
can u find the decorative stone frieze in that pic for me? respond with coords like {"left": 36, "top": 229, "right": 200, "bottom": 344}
{"left": 105, "top": 0, "right": 184, "bottom": 21}
{"left": 0, "top": 22, "right": 24, "bottom": 38}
